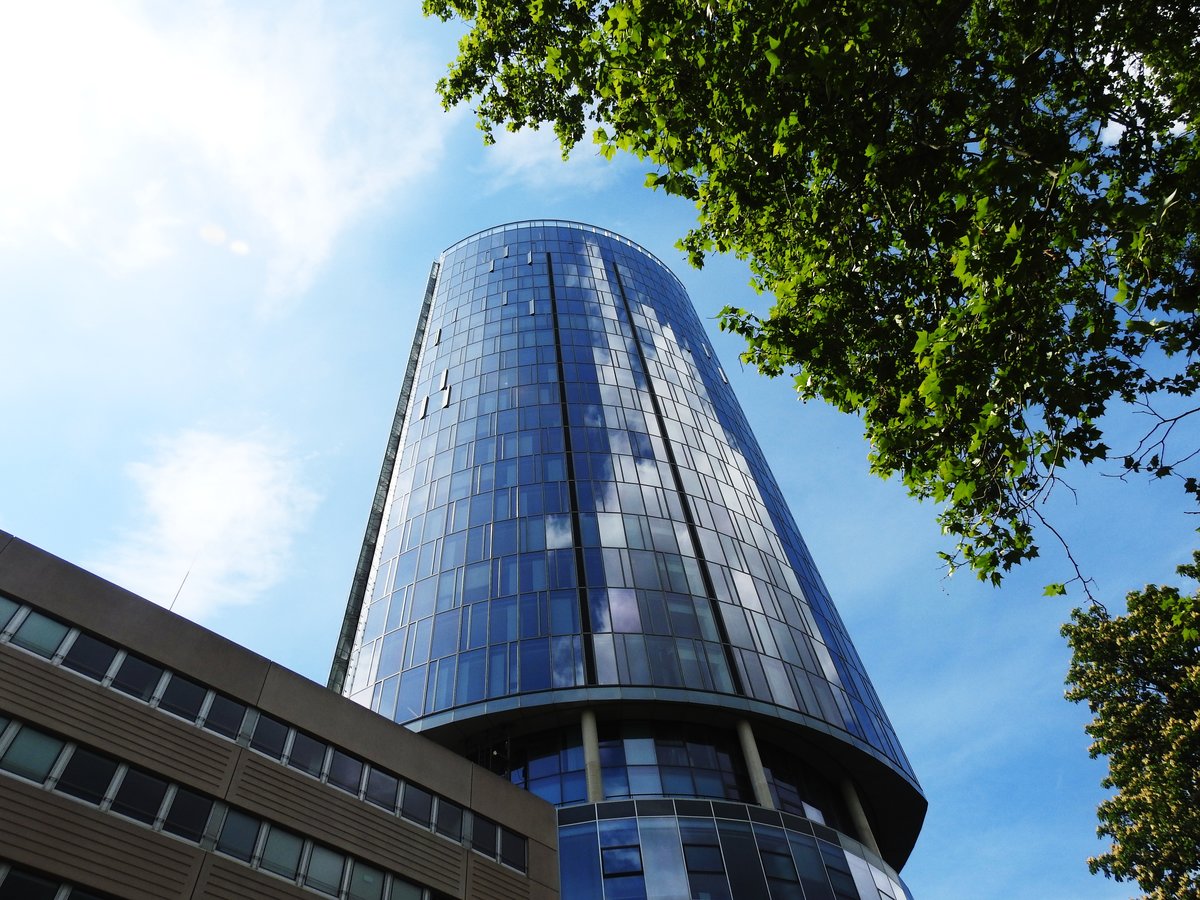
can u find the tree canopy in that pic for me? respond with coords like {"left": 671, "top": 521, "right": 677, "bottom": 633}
{"left": 424, "top": 0, "right": 1200, "bottom": 591}
{"left": 1064, "top": 557, "right": 1200, "bottom": 899}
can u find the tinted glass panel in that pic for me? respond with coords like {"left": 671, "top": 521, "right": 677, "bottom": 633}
{"left": 0, "top": 594, "right": 17, "bottom": 630}
{"left": 0, "top": 868, "right": 59, "bottom": 900}
{"left": 69, "top": 888, "right": 115, "bottom": 900}
{"left": 348, "top": 861, "right": 386, "bottom": 900}
{"left": 604, "top": 874, "right": 647, "bottom": 899}
{"left": 61, "top": 633, "right": 118, "bottom": 680}
{"left": 471, "top": 815, "right": 497, "bottom": 855}
{"left": 559, "top": 822, "right": 604, "bottom": 900}
{"left": 111, "top": 655, "right": 164, "bottom": 702}
{"left": 250, "top": 714, "right": 288, "bottom": 759}
{"left": 55, "top": 747, "right": 119, "bottom": 804}
{"left": 435, "top": 799, "right": 463, "bottom": 839}
{"left": 717, "top": 820, "right": 769, "bottom": 898}
{"left": 501, "top": 828, "right": 527, "bottom": 871}
{"left": 10, "top": 611, "right": 68, "bottom": 658}
{"left": 389, "top": 880, "right": 423, "bottom": 900}
{"left": 0, "top": 728, "right": 64, "bottom": 782}
{"left": 203, "top": 694, "right": 246, "bottom": 739}
{"left": 287, "top": 731, "right": 326, "bottom": 777}
{"left": 687, "top": 872, "right": 733, "bottom": 900}
{"left": 602, "top": 847, "right": 643, "bottom": 875}
{"left": 163, "top": 786, "right": 214, "bottom": 841}
{"left": 327, "top": 749, "right": 364, "bottom": 793}
{"left": 111, "top": 768, "right": 169, "bottom": 824}
{"left": 305, "top": 845, "right": 345, "bottom": 895}
{"left": 684, "top": 845, "right": 724, "bottom": 872}
{"left": 261, "top": 826, "right": 304, "bottom": 878}
{"left": 401, "top": 783, "right": 433, "bottom": 827}
{"left": 157, "top": 675, "right": 207, "bottom": 720}
{"left": 217, "top": 809, "right": 260, "bottom": 861}
{"left": 365, "top": 767, "right": 399, "bottom": 810}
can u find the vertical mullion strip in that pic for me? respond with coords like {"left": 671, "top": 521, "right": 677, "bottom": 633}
{"left": 546, "top": 251, "right": 597, "bottom": 685}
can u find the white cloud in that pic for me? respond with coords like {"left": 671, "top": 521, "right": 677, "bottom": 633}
{"left": 92, "top": 430, "right": 319, "bottom": 620}
{"left": 480, "top": 126, "right": 622, "bottom": 193}
{"left": 1099, "top": 120, "right": 1126, "bottom": 145}
{"left": 0, "top": 2, "right": 450, "bottom": 299}
{"left": 199, "top": 224, "right": 228, "bottom": 246}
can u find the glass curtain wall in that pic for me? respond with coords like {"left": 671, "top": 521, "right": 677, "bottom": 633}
{"left": 336, "top": 222, "right": 924, "bottom": 898}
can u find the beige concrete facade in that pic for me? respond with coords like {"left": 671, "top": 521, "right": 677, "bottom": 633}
{"left": 0, "top": 530, "right": 558, "bottom": 899}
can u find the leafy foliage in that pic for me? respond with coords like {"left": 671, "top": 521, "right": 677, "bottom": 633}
{"left": 1064, "top": 557, "right": 1200, "bottom": 899}
{"left": 424, "top": 0, "right": 1200, "bottom": 588}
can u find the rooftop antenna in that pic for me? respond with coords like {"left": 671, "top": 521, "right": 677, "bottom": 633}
{"left": 169, "top": 557, "right": 195, "bottom": 612}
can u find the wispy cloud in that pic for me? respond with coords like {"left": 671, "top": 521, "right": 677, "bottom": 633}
{"left": 0, "top": 2, "right": 451, "bottom": 300}
{"left": 478, "top": 126, "right": 625, "bottom": 194}
{"left": 91, "top": 430, "right": 318, "bottom": 620}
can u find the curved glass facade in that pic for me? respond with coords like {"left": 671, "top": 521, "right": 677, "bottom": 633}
{"left": 335, "top": 221, "right": 924, "bottom": 892}
{"left": 558, "top": 800, "right": 910, "bottom": 900}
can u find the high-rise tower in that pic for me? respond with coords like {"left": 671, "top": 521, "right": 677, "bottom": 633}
{"left": 331, "top": 221, "right": 924, "bottom": 898}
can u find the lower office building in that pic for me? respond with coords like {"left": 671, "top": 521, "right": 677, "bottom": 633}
{"left": 0, "top": 530, "right": 558, "bottom": 900}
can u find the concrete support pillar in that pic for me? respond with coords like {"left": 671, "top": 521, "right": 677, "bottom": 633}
{"left": 580, "top": 708, "right": 604, "bottom": 803}
{"left": 841, "top": 777, "right": 881, "bottom": 856}
{"left": 736, "top": 719, "right": 774, "bottom": 809}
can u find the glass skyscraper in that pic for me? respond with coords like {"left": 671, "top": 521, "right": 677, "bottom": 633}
{"left": 331, "top": 221, "right": 924, "bottom": 898}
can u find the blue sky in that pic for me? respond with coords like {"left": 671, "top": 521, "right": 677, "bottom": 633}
{"left": 1, "top": 4, "right": 1194, "bottom": 898}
